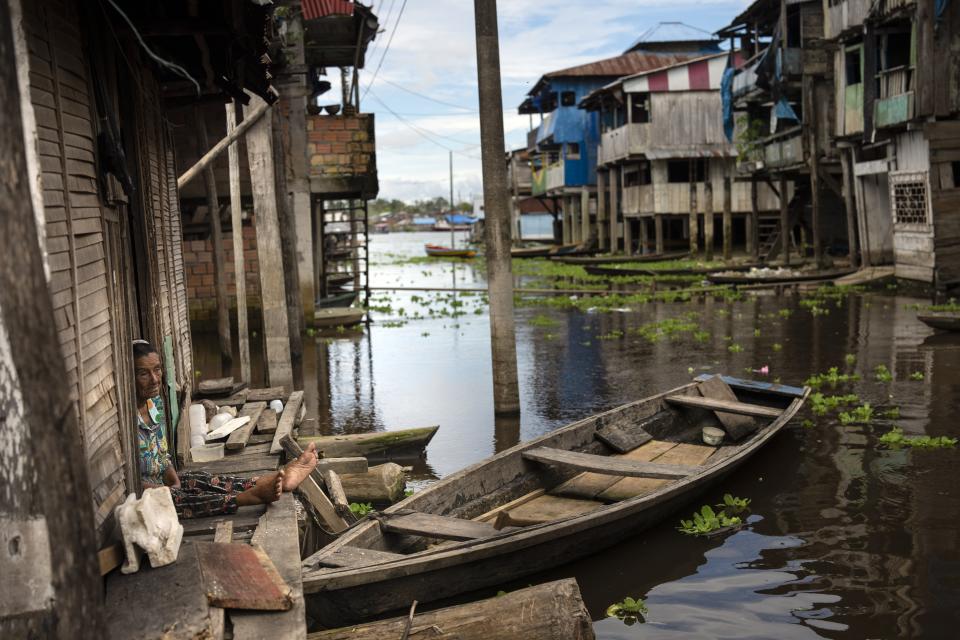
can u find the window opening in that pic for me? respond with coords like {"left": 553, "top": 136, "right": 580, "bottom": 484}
{"left": 560, "top": 91, "right": 576, "bottom": 107}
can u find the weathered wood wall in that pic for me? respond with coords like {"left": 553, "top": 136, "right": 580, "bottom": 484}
{"left": 22, "top": 0, "right": 193, "bottom": 546}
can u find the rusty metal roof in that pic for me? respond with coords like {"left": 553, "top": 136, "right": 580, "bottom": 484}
{"left": 542, "top": 51, "right": 699, "bottom": 80}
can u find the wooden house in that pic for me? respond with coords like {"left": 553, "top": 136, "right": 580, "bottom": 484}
{"left": 825, "top": 0, "right": 960, "bottom": 287}
{"left": 518, "top": 27, "right": 719, "bottom": 247}
{"left": 581, "top": 52, "right": 783, "bottom": 257}
{"left": 719, "top": 0, "right": 851, "bottom": 266}
{"left": 1, "top": 0, "right": 273, "bottom": 632}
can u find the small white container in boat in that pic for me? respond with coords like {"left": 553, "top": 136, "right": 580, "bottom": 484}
{"left": 190, "top": 434, "right": 205, "bottom": 449}
{"left": 191, "top": 443, "right": 225, "bottom": 462}
{"left": 189, "top": 404, "right": 207, "bottom": 435}
{"left": 269, "top": 399, "right": 284, "bottom": 415}
{"left": 208, "top": 412, "right": 233, "bottom": 432}
{"left": 219, "top": 406, "right": 238, "bottom": 418}
{"left": 702, "top": 426, "right": 725, "bottom": 446}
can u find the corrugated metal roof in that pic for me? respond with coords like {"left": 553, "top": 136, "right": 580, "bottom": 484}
{"left": 579, "top": 52, "right": 731, "bottom": 107}
{"left": 627, "top": 22, "right": 720, "bottom": 49}
{"left": 542, "top": 51, "right": 700, "bottom": 80}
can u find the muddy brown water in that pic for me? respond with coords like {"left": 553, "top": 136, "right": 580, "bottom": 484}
{"left": 193, "top": 232, "right": 960, "bottom": 638}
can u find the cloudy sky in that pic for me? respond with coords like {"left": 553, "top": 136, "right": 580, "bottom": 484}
{"left": 356, "top": 0, "right": 749, "bottom": 203}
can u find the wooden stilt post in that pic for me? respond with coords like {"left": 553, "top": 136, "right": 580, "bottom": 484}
{"left": 688, "top": 161, "right": 698, "bottom": 257}
{"left": 271, "top": 108, "right": 304, "bottom": 387}
{"left": 722, "top": 174, "right": 732, "bottom": 261}
{"left": 624, "top": 217, "right": 634, "bottom": 256}
{"left": 195, "top": 107, "right": 233, "bottom": 373}
{"left": 561, "top": 196, "right": 570, "bottom": 244}
{"left": 597, "top": 169, "right": 608, "bottom": 250}
{"left": 580, "top": 187, "right": 590, "bottom": 244}
{"left": 704, "top": 179, "right": 714, "bottom": 261}
{"left": 639, "top": 217, "right": 649, "bottom": 255}
{"left": 244, "top": 95, "right": 293, "bottom": 391}
{"left": 609, "top": 167, "right": 620, "bottom": 253}
{"left": 655, "top": 214, "right": 664, "bottom": 255}
{"left": 226, "top": 102, "right": 250, "bottom": 384}
{"left": 780, "top": 175, "right": 790, "bottom": 266}
{"left": 805, "top": 75, "right": 823, "bottom": 267}
{"left": 474, "top": 0, "right": 519, "bottom": 415}
{"left": 841, "top": 147, "right": 860, "bottom": 269}
{"left": 748, "top": 177, "right": 758, "bottom": 258}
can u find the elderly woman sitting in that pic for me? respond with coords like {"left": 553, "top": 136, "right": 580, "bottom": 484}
{"left": 134, "top": 340, "right": 316, "bottom": 519}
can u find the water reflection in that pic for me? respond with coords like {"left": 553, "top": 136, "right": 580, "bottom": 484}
{"left": 191, "top": 233, "right": 960, "bottom": 638}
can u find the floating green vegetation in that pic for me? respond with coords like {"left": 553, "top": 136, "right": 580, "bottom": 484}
{"left": 754, "top": 328, "right": 762, "bottom": 337}
{"left": 802, "top": 419, "right": 815, "bottom": 428}
{"left": 403, "top": 488, "right": 414, "bottom": 497}
{"left": 678, "top": 504, "right": 742, "bottom": 536}
{"left": 606, "top": 259, "right": 725, "bottom": 272}
{"left": 380, "top": 321, "right": 407, "bottom": 328}
{"left": 349, "top": 502, "right": 374, "bottom": 517}
{"left": 839, "top": 403, "right": 874, "bottom": 425}
{"left": 810, "top": 392, "right": 860, "bottom": 416}
{"left": 631, "top": 314, "right": 700, "bottom": 343}
{"left": 728, "top": 343, "right": 743, "bottom": 353}
{"left": 909, "top": 371, "right": 925, "bottom": 381}
{"left": 927, "top": 300, "right": 960, "bottom": 312}
{"left": 715, "top": 493, "right": 751, "bottom": 513}
{"left": 693, "top": 330, "right": 710, "bottom": 342}
{"left": 805, "top": 367, "right": 860, "bottom": 388}
{"left": 874, "top": 364, "right": 893, "bottom": 383}
{"left": 844, "top": 353, "right": 857, "bottom": 366}
{"left": 528, "top": 313, "right": 558, "bottom": 327}
{"left": 883, "top": 407, "right": 900, "bottom": 419}
{"left": 772, "top": 342, "right": 783, "bottom": 351}
{"left": 879, "top": 427, "right": 958, "bottom": 449}
{"left": 778, "top": 309, "right": 793, "bottom": 318}
{"left": 606, "top": 597, "right": 648, "bottom": 625}
{"left": 597, "top": 329, "right": 624, "bottom": 340}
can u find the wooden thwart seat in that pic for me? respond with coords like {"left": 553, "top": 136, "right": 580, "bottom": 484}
{"left": 664, "top": 394, "right": 782, "bottom": 418}
{"left": 309, "top": 545, "right": 407, "bottom": 569}
{"left": 379, "top": 512, "right": 503, "bottom": 541}
{"left": 522, "top": 446, "right": 696, "bottom": 479}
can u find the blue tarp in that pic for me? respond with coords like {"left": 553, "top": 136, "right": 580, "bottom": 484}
{"left": 937, "top": 0, "right": 950, "bottom": 22}
{"left": 721, "top": 61, "right": 735, "bottom": 142}
{"left": 412, "top": 217, "right": 435, "bottom": 226}
{"left": 446, "top": 214, "right": 477, "bottom": 225}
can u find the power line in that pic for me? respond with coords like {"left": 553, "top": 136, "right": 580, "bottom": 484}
{"left": 369, "top": 90, "right": 479, "bottom": 147}
{"left": 368, "top": 89, "right": 481, "bottom": 160}
{"left": 361, "top": 0, "right": 408, "bottom": 101}
{"left": 375, "top": 76, "right": 478, "bottom": 112}
{"left": 364, "top": 0, "right": 397, "bottom": 66}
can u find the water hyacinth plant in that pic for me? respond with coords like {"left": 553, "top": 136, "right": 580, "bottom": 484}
{"left": 606, "top": 597, "right": 648, "bottom": 625}
{"left": 879, "top": 427, "right": 958, "bottom": 449}
{"left": 677, "top": 504, "right": 742, "bottom": 536}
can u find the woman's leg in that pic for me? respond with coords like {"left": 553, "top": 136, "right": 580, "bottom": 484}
{"left": 170, "top": 486, "right": 238, "bottom": 519}
{"left": 179, "top": 471, "right": 254, "bottom": 493}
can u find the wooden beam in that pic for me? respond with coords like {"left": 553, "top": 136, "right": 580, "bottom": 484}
{"left": 244, "top": 94, "right": 293, "bottom": 390}
{"left": 196, "top": 107, "right": 233, "bottom": 372}
{"left": 323, "top": 470, "right": 352, "bottom": 519}
{"left": 378, "top": 512, "right": 502, "bottom": 541}
{"left": 178, "top": 99, "right": 270, "bottom": 189}
{"left": 297, "top": 477, "right": 350, "bottom": 534}
{"left": 779, "top": 176, "right": 790, "bottom": 265}
{"left": 704, "top": 179, "right": 714, "bottom": 261}
{"left": 226, "top": 102, "right": 251, "bottom": 384}
{"left": 522, "top": 447, "right": 696, "bottom": 479}
{"left": 304, "top": 546, "right": 405, "bottom": 570}
{"left": 665, "top": 394, "right": 782, "bottom": 418}
{"left": 225, "top": 402, "right": 267, "bottom": 451}
{"left": 271, "top": 391, "right": 304, "bottom": 454}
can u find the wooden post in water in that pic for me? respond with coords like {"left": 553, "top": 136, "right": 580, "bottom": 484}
{"left": 779, "top": 175, "right": 790, "bottom": 266}
{"left": 226, "top": 102, "right": 251, "bottom": 384}
{"left": 804, "top": 75, "right": 823, "bottom": 267}
{"left": 609, "top": 167, "right": 620, "bottom": 253}
{"left": 841, "top": 147, "right": 860, "bottom": 269}
{"left": 623, "top": 217, "right": 633, "bottom": 256}
{"left": 722, "top": 174, "right": 732, "bottom": 261}
{"left": 195, "top": 107, "right": 233, "bottom": 373}
{"left": 0, "top": 6, "right": 103, "bottom": 628}
{"left": 704, "top": 179, "right": 714, "bottom": 261}
{"left": 597, "top": 170, "right": 607, "bottom": 250}
{"left": 580, "top": 187, "right": 590, "bottom": 244}
{"left": 688, "top": 161, "right": 698, "bottom": 256}
{"left": 748, "top": 177, "right": 758, "bottom": 258}
{"left": 655, "top": 213, "right": 664, "bottom": 255}
{"left": 474, "top": 0, "right": 519, "bottom": 414}
{"left": 244, "top": 95, "right": 293, "bottom": 391}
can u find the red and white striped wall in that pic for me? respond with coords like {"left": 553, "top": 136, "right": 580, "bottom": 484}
{"left": 623, "top": 53, "right": 742, "bottom": 93}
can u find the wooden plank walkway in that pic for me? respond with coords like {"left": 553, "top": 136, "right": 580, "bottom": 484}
{"left": 104, "top": 389, "right": 308, "bottom": 639}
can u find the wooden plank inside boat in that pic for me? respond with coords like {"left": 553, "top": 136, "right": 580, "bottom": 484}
{"left": 552, "top": 440, "right": 678, "bottom": 500}
{"left": 500, "top": 495, "right": 604, "bottom": 527}
{"left": 379, "top": 512, "right": 502, "bottom": 541}
{"left": 599, "top": 443, "right": 717, "bottom": 502}
{"left": 523, "top": 447, "right": 696, "bottom": 479}
{"left": 307, "top": 546, "right": 407, "bottom": 570}
{"left": 696, "top": 376, "right": 760, "bottom": 440}
{"left": 664, "top": 394, "right": 781, "bottom": 418}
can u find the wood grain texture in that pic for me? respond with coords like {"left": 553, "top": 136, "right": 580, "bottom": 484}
{"left": 523, "top": 447, "right": 695, "bottom": 479}
{"left": 226, "top": 402, "right": 267, "bottom": 451}
{"left": 379, "top": 512, "right": 502, "bottom": 541}
{"left": 197, "top": 542, "right": 292, "bottom": 611}
{"left": 696, "top": 376, "right": 762, "bottom": 440}
{"left": 664, "top": 393, "right": 781, "bottom": 418}
{"left": 271, "top": 391, "right": 304, "bottom": 454}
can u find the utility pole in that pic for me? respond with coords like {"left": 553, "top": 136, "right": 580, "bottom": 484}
{"left": 449, "top": 151, "right": 455, "bottom": 248}
{"left": 474, "top": 0, "right": 520, "bottom": 414}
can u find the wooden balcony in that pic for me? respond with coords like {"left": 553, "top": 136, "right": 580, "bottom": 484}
{"left": 531, "top": 162, "right": 564, "bottom": 196}
{"left": 762, "top": 129, "right": 805, "bottom": 169}
{"left": 622, "top": 185, "right": 654, "bottom": 215}
{"left": 875, "top": 66, "right": 914, "bottom": 128}
{"left": 825, "top": 0, "right": 872, "bottom": 40}
{"left": 599, "top": 123, "right": 651, "bottom": 165}
{"left": 307, "top": 113, "right": 378, "bottom": 198}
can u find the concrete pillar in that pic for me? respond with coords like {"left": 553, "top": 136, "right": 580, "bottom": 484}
{"left": 688, "top": 169, "right": 698, "bottom": 256}
{"left": 780, "top": 175, "right": 790, "bottom": 266}
{"left": 749, "top": 178, "right": 758, "bottom": 258}
{"left": 597, "top": 170, "right": 608, "bottom": 250}
{"left": 609, "top": 167, "right": 620, "bottom": 253}
{"left": 722, "top": 175, "right": 732, "bottom": 261}
{"left": 624, "top": 217, "right": 634, "bottom": 255}
{"left": 655, "top": 214, "right": 664, "bottom": 255}
{"left": 293, "top": 191, "right": 314, "bottom": 316}
{"left": 639, "top": 217, "right": 649, "bottom": 255}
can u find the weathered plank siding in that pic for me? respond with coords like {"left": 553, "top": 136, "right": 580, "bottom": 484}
{"left": 23, "top": 0, "right": 193, "bottom": 546}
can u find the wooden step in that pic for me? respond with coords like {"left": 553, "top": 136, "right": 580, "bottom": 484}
{"left": 305, "top": 545, "right": 406, "bottom": 570}
{"left": 664, "top": 395, "right": 781, "bottom": 418}
{"left": 522, "top": 447, "right": 695, "bottom": 479}
{"left": 379, "top": 512, "right": 502, "bottom": 541}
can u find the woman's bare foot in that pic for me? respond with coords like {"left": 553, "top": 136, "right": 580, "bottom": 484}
{"left": 237, "top": 471, "right": 283, "bottom": 506}
{"left": 282, "top": 442, "right": 318, "bottom": 492}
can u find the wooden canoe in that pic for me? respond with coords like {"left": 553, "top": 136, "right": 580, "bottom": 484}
{"left": 298, "top": 425, "right": 439, "bottom": 459}
{"left": 301, "top": 375, "right": 808, "bottom": 626}
{"left": 314, "top": 307, "right": 365, "bottom": 328}
{"left": 918, "top": 311, "right": 960, "bottom": 332}
{"left": 552, "top": 251, "right": 689, "bottom": 265}
{"left": 424, "top": 244, "right": 477, "bottom": 258}
{"left": 584, "top": 262, "right": 761, "bottom": 278}
{"left": 707, "top": 268, "right": 856, "bottom": 285}
{"left": 510, "top": 244, "right": 555, "bottom": 258}
{"left": 316, "top": 291, "right": 358, "bottom": 309}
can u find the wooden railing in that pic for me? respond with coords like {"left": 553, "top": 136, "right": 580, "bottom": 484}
{"left": 599, "top": 123, "right": 650, "bottom": 165}
{"left": 878, "top": 66, "right": 912, "bottom": 99}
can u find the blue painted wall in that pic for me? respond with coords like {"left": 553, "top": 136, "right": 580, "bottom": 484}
{"left": 531, "top": 77, "right": 607, "bottom": 188}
